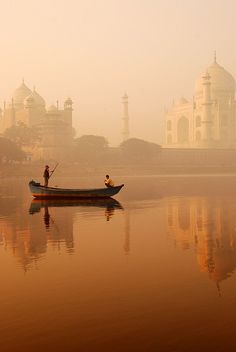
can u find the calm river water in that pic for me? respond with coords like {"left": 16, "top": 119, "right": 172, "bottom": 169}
{"left": 1, "top": 175, "right": 236, "bottom": 352}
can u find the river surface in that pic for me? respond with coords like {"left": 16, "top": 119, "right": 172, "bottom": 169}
{"left": 1, "top": 175, "right": 236, "bottom": 352}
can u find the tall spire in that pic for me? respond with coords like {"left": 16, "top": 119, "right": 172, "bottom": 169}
{"left": 214, "top": 50, "right": 217, "bottom": 63}
{"left": 122, "top": 92, "right": 129, "bottom": 142}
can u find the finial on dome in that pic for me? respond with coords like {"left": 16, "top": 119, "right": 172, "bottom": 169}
{"left": 22, "top": 78, "right": 24, "bottom": 84}
{"left": 122, "top": 92, "right": 128, "bottom": 101}
{"left": 214, "top": 50, "right": 217, "bottom": 63}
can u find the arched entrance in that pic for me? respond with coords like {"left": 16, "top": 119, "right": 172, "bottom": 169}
{"left": 177, "top": 117, "right": 189, "bottom": 143}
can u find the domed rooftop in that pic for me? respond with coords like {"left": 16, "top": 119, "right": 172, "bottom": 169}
{"left": 195, "top": 58, "right": 235, "bottom": 95}
{"left": 24, "top": 94, "right": 35, "bottom": 106}
{"left": 65, "top": 97, "right": 73, "bottom": 104}
{"left": 32, "top": 87, "right": 45, "bottom": 107}
{"left": 175, "top": 97, "right": 189, "bottom": 106}
{"left": 47, "top": 105, "right": 58, "bottom": 112}
{"left": 12, "top": 80, "right": 32, "bottom": 107}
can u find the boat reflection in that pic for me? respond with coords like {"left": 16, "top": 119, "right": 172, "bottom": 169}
{"left": 29, "top": 198, "right": 123, "bottom": 224}
{"left": 0, "top": 198, "right": 124, "bottom": 271}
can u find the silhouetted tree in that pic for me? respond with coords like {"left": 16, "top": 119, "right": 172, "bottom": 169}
{"left": 120, "top": 138, "right": 161, "bottom": 160}
{"left": 74, "top": 135, "right": 109, "bottom": 162}
{"left": 4, "top": 121, "right": 41, "bottom": 147}
{"left": 0, "top": 137, "right": 25, "bottom": 162}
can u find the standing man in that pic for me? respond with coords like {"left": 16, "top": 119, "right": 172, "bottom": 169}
{"left": 43, "top": 165, "right": 50, "bottom": 187}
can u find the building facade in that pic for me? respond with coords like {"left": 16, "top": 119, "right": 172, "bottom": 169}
{"left": 165, "top": 56, "right": 236, "bottom": 148}
{"left": 0, "top": 80, "right": 74, "bottom": 160}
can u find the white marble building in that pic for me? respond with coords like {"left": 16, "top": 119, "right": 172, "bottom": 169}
{"left": 166, "top": 55, "right": 236, "bottom": 148}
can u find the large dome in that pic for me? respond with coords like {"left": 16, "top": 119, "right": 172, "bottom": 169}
{"left": 12, "top": 80, "right": 32, "bottom": 107}
{"left": 195, "top": 60, "right": 235, "bottom": 96}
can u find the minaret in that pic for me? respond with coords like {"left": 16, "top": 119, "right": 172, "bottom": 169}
{"left": 64, "top": 97, "right": 73, "bottom": 125}
{"left": 11, "top": 98, "right": 15, "bottom": 126}
{"left": 122, "top": 93, "right": 129, "bottom": 142}
{"left": 201, "top": 72, "right": 212, "bottom": 145}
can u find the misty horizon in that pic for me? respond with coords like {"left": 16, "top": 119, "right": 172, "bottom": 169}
{"left": 0, "top": 0, "right": 236, "bottom": 146}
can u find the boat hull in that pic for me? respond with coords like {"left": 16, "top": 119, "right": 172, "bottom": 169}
{"left": 29, "top": 180, "right": 124, "bottom": 199}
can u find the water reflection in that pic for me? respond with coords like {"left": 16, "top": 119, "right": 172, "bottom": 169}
{"left": 167, "top": 196, "right": 236, "bottom": 292}
{"left": 29, "top": 198, "right": 123, "bottom": 224}
{"left": 123, "top": 211, "right": 130, "bottom": 254}
{"left": 2, "top": 185, "right": 236, "bottom": 290}
{"left": 0, "top": 197, "right": 124, "bottom": 271}
{"left": 3, "top": 178, "right": 236, "bottom": 351}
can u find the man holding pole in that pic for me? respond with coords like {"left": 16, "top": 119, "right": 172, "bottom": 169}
{"left": 43, "top": 165, "right": 50, "bottom": 187}
{"left": 43, "top": 163, "right": 58, "bottom": 187}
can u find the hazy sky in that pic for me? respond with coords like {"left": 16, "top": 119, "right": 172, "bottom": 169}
{"left": 0, "top": 0, "right": 236, "bottom": 146}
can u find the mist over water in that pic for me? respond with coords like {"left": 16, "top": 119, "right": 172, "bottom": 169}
{"left": 1, "top": 176, "right": 236, "bottom": 351}
{"left": 1, "top": 0, "right": 236, "bottom": 350}
{"left": 1, "top": 0, "right": 236, "bottom": 145}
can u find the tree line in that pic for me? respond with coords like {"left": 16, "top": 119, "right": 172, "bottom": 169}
{"left": 1, "top": 123, "right": 161, "bottom": 163}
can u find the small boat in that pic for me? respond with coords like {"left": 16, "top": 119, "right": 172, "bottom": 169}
{"left": 29, "top": 180, "right": 124, "bottom": 199}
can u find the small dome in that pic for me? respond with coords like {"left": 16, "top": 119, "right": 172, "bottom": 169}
{"left": 47, "top": 105, "right": 58, "bottom": 112}
{"left": 176, "top": 97, "right": 188, "bottom": 106}
{"left": 32, "top": 88, "right": 45, "bottom": 107}
{"left": 195, "top": 60, "right": 235, "bottom": 95}
{"left": 65, "top": 97, "right": 73, "bottom": 105}
{"left": 12, "top": 80, "right": 32, "bottom": 107}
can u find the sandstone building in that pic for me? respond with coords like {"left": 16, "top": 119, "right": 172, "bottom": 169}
{"left": 0, "top": 80, "right": 73, "bottom": 160}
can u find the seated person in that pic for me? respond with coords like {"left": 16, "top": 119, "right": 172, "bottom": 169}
{"left": 104, "top": 174, "right": 114, "bottom": 187}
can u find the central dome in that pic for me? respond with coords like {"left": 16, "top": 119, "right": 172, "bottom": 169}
{"left": 195, "top": 60, "right": 235, "bottom": 96}
{"left": 12, "top": 81, "right": 32, "bottom": 107}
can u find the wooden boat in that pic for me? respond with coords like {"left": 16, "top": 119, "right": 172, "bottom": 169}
{"left": 29, "top": 180, "right": 124, "bottom": 199}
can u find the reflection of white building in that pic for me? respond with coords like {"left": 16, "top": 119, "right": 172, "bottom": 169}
{"left": 166, "top": 55, "right": 236, "bottom": 148}
{"left": 166, "top": 196, "right": 236, "bottom": 289}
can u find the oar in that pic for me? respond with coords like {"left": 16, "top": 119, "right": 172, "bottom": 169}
{"left": 49, "top": 162, "right": 59, "bottom": 179}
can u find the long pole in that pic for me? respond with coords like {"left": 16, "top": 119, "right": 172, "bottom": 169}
{"left": 49, "top": 163, "right": 59, "bottom": 179}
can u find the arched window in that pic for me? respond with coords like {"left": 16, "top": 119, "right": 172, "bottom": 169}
{"left": 196, "top": 115, "right": 201, "bottom": 127}
{"left": 177, "top": 116, "right": 189, "bottom": 143}
{"left": 167, "top": 134, "right": 172, "bottom": 144}
{"left": 196, "top": 131, "right": 201, "bottom": 141}
{"left": 167, "top": 120, "right": 172, "bottom": 131}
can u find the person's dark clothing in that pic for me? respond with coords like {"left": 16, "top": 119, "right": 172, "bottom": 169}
{"left": 43, "top": 168, "right": 50, "bottom": 187}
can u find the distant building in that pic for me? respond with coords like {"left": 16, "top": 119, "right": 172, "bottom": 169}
{"left": 0, "top": 80, "right": 74, "bottom": 160}
{"left": 165, "top": 55, "right": 236, "bottom": 148}
{"left": 122, "top": 93, "right": 130, "bottom": 142}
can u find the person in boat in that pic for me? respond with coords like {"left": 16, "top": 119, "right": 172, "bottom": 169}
{"left": 43, "top": 165, "right": 51, "bottom": 187}
{"left": 104, "top": 174, "right": 114, "bottom": 187}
